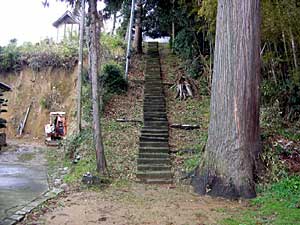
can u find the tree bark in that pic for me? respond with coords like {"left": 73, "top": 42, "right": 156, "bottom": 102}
{"left": 289, "top": 28, "right": 298, "bottom": 71}
{"left": 88, "top": 0, "right": 107, "bottom": 175}
{"left": 125, "top": 0, "right": 136, "bottom": 80}
{"left": 76, "top": 0, "right": 85, "bottom": 133}
{"left": 133, "top": 0, "right": 142, "bottom": 54}
{"left": 111, "top": 11, "right": 117, "bottom": 36}
{"left": 192, "top": 0, "right": 261, "bottom": 199}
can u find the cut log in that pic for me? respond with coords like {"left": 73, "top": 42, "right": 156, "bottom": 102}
{"left": 170, "top": 123, "right": 200, "bottom": 130}
{"left": 170, "top": 148, "right": 196, "bottom": 154}
{"left": 174, "top": 72, "right": 197, "bottom": 100}
{"left": 116, "top": 118, "right": 142, "bottom": 124}
{"left": 19, "top": 103, "right": 32, "bottom": 135}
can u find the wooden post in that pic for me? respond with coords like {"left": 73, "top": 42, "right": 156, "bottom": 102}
{"left": 19, "top": 103, "right": 31, "bottom": 136}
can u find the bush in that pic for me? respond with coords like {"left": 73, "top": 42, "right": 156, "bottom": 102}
{"left": 102, "top": 62, "right": 127, "bottom": 94}
{"left": 0, "top": 39, "right": 79, "bottom": 72}
{"left": 261, "top": 77, "right": 300, "bottom": 122}
{"left": 0, "top": 39, "right": 21, "bottom": 72}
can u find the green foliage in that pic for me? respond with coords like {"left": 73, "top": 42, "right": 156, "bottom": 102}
{"left": 100, "top": 33, "right": 125, "bottom": 62}
{"left": 261, "top": 77, "right": 300, "bottom": 122}
{"left": 39, "top": 97, "right": 48, "bottom": 109}
{"left": 222, "top": 176, "right": 300, "bottom": 225}
{"left": 101, "top": 62, "right": 127, "bottom": 94}
{"left": 0, "top": 39, "right": 21, "bottom": 72}
{"left": 0, "top": 38, "right": 79, "bottom": 72}
{"left": 260, "top": 140, "right": 288, "bottom": 183}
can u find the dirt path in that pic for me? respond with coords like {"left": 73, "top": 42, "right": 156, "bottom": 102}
{"left": 20, "top": 183, "right": 245, "bottom": 225}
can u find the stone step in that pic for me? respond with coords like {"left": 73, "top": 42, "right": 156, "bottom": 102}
{"left": 143, "top": 115, "right": 168, "bottom": 120}
{"left": 140, "top": 141, "right": 169, "bottom": 148}
{"left": 144, "top": 101, "right": 164, "bottom": 104}
{"left": 144, "top": 95, "right": 164, "bottom": 98}
{"left": 137, "top": 164, "right": 171, "bottom": 171}
{"left": 143, "top": 100, "right": 165, "bottom": 104}
{"left": 143, "top": 106, "right": 166, "bottom": 111}
{"left": 144, "top": 121, "right": 168, "bottom": 126}
{"left": 140, "top": 136, "right": 168, "bottom": 142}
{"left": 141, "top": 127, "right": 169, "bottom": 133}
{"left": 144, "top": 117, "right": 167, "bottom": 122}
{"left": 144, "top": 88, "right": 163, "bottom": 91}
{"left": 137, "top": 158, "right": 170, "bottom": 165}
{"left": 144, "top": 88, "right": 163, "bottom": 92}
{"left": 144, "top": 78, "right": 162, "bottom": 81}
{"left": 144, "top": 121, "right": 168, "bottom": 127}
{"left": 144, "top": 109, "right": 167, "bottom": 113}
{"left": 142, "top": 178, "right": 173, "bottom": 184}
{"left": 144, "top": 85, "right": 163, "bottom": 88}
{"left": 141, "top": 132, "right": 169, "bottom": 138}
{"left": 144, "top": 120, "right": 169, "bottom": 125}
{"left": 139, "top": 146, "right": 169, "bottom": 153}
{"left": 136, "top": 171, "right": 173, "bottom": 180}
{"left": 144, "top": 92, "right": 164, "bottom": 96}
{"left": 143, "top": 98, "right": 165, "bottom": 102}
{"left": 143, "top": 102, "right": 165, "bottom": 106}
{"left": 143, "top": 126, "right": 168, "bottom": 130}
{"left": 144, "top": 96, "right": 165, "bottom": 99}
{"left": 138, "top": 152, "right": 169, "bottom": 159}
{"left": 144, "top": 108, "right": 166, "bottom": 112}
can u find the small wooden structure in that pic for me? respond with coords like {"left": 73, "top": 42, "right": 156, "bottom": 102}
{"left": 53, "top": 11, "right": 79, "bottom": 42}
{"left": 0, "top": 82, "right": 12, "bottom": 149}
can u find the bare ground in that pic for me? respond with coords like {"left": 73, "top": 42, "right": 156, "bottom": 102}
{"left": 20, "top": 183, "right": 245, "bottom": 225}
{"left": 17, "top": 45, "right": 246, "bottom": 225}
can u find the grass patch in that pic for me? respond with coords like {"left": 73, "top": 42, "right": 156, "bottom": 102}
{"left": 221, "top": 176, "right": 300, "bottom": 225}
{"left": 17, "top": 152, "right": 35, "bottom": 161}
{"left": 160, "top": 44, "right": 210, "bottom": 174}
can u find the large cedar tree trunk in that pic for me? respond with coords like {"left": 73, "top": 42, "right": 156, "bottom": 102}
{"left": 133, "top": 0, "right": 142, "bottom": 54}
{"left": 88, "top": 0, "right": 107, "bottom": 174}
{"left": 192, "top": 0, "right": 261, "bottom": 199}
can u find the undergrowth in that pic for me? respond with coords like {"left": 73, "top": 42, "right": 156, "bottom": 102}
{"left": 222, "top": 176, "right": 300, "bottom": 225}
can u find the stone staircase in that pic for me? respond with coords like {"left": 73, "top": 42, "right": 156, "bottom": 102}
{"left": 136, "top": 42, "right": 173, "bottom": 184}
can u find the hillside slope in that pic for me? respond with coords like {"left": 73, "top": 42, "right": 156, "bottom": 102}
{"left": 0, "top": 67, "right": 77, "bottom": 140}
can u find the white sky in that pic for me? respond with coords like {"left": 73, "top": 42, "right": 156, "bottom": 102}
{"left": 0, "top": 0, "right": 71, "bottom": 46}
{"left": 0, "top": 0, "right": 109, "bottom": 46}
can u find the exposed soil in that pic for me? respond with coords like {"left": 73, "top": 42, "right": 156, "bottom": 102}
{"left": 20, "top": 184, "right": 246, "bottom": 225}
{"left": 0, "top": 67, "right": 77, "bottom": 139}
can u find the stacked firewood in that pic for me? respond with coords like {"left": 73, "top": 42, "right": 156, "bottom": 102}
{"left": 174, "top": 72, "right": 198, "bottom": 100}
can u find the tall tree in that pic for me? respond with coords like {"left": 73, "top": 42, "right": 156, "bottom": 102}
{"left": 76, "top": 0, "right": 85, "bottom": 133}
{"left": 103, "top": 0, "right": 123, "bottom": 35}
{"left": 192, "top": 0, "right": 261, "bottom": 199}
{"left": 88, "top": 0, "right": 107, "bottom": 174}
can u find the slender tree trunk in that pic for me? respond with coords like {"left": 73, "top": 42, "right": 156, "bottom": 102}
{"left": 76, "top": 0, "right": 85, "bottom": 133}
{"left": 192, "top": 0, "right": 261, "bottom": 199}
{"left": 125, "top": 0, "right": 136, "bottom": 80}
{"left": 282, "top": 31, "right": 289, "bottom": 62}
{"left": 171, "top": 0, "right": 175, "bottom": 53}
{"left": 111, "top": 11, "right": 117, "bottom": 36}
{"left": 88, "top": 0, "right": 107, "bottom": 175}
{"left": 289, "top": 28, "right": 298, "bottom": 71}
{"left": 133, "top": 0, "right": 142, "bottom": 54}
